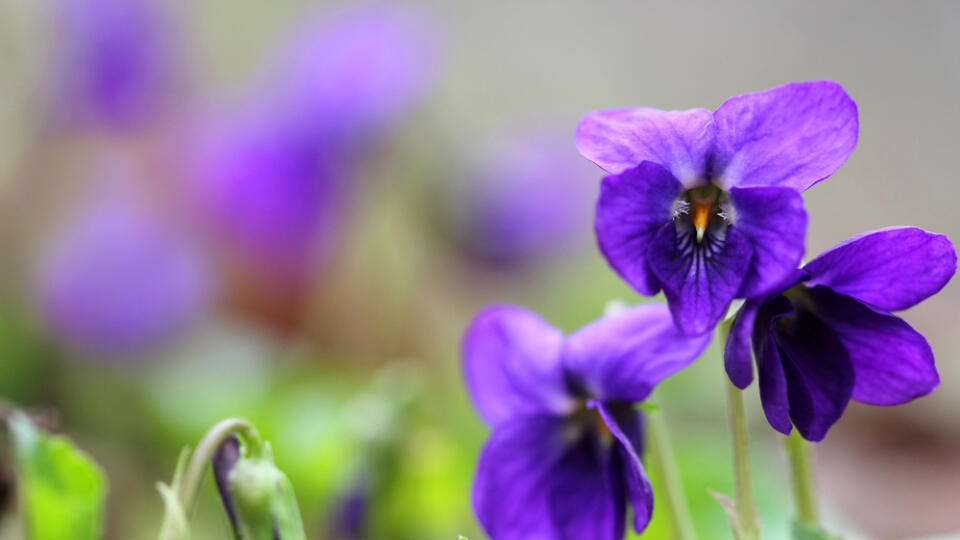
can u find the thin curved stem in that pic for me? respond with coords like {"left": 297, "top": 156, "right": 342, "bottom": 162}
{"left": 785, "top": 429, "right": 818, "bottom": 526}
{"left": 645, "top": 400, "right": 698, "bottom": 540}
{"left": 726, "top": 379, "right": 761, "bottom": 540}
{"left": 158, "top": 418, "right": 263, "bottom": 540}
{"left": 178, "top": 418, "right": 263, "bottom": 513}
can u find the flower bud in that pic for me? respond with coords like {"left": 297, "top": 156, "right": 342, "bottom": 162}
{"left": 212, "top": 438, "right": 306, "bottom": 540}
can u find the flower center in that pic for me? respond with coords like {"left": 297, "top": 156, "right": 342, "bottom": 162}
{"left": 567, "top": 401, "right": 615, "bottom": 447}
{"left": 675, "top": 185, "right": 730, "bottom": 243}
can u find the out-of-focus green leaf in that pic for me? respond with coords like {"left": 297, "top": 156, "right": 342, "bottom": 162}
{"left": 792, "top": 521, "right": 843, "bottom": 540}
{"left": 9, "top": 413, "right": 107, "bottom": 540}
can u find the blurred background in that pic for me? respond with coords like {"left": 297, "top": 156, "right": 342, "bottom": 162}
{"left": 0, "top": 0, "right": 958, "bottom": 538}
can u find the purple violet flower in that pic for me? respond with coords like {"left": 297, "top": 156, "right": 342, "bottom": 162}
{"left": 187, "top": 5, "right": 436, "bottom": 298}
{"left": 576, "top": 81, "right": 859, "bottom": 335}
{"left": 36, "top": 190, "right": 209, "bottom": 357}
{"left": 258, "top": 4, "right": 438, "bottom": 149}
{"left": 51, "top": 0, "right": 176, "bottom": 129}
{"left": 463, "top": 303, "right": 710, "bottom": 538}
{"left": 724, "top": 227, "right": 957, "bottom": 441}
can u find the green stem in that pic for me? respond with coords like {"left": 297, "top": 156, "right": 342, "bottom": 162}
{"left": 785, "top": 429, "right": 818, "bottom": 526}
{"left": 726, "top": 380, "right": 761, "bottom": 540}
{"left": 646, "top": 400, "right": 698, "bottom": 540}
{"left": 158, "top": 418, "right": 263, "bottom": 540}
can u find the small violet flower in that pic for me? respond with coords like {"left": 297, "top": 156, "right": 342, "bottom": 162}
{"left": 188, "top": 5, "right": 437, "bottom": 296}
{"left": 267, "top": 4, "right": 439, "bottom": 144}
{"left": 444, "top": 130, "right": 596, "bottom": 264}
{"left": 463, "top": 303, "right": 710, "bottom": 539}
{"left": 576, "top": 81, "right": 858, "bottom": 335}
{"left": 51, "top": 0, "right": 176, "bottom": 128}
{"left": 725, "top": 227, "right": 957, "bottom": 441}
{"left": 36, "top": 190, "right": 209, "bottom": 357}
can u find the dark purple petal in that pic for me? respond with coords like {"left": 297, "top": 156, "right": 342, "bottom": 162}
{"left": 462, "top": 305, "right": 574, "bottom": 426}
{"left": 803, "top": 227, "right": 957, "bottom": 312}
{"left": 729, "top": 186, "right": 807, "bottom": 298}
{"left": 563, "top": 303, "right": 711, "bottom": 402}
{"left": 595, "top": 161, "right": 685, "bottom": 295}
{"left": 804, "top": 286, "right": 939, "bottom": 406}
{"left": 774, "top": 307, "right": 855, "bottom": 442}
{"left": 212, "top": 435, "right": 241, "bottom": 534}
{"left": 575, "top": 107, "right": 715, "bottom": 187}
{"left": 647, "top": 221, "right": 753, "bottom": 335}
{"left": 473, "top": 415, "right": 624, "bottom": 540}
{"left": 753, "top": 296, "right": 794, "bottom": 434}
{"left": 594, "top": 402, "right": 653, "bottom": 534}
{"left": 712, "top": 81, "right": 858, "bottom": 191}
{"left": 725, "top": 299, "right": 762, "bottom": 389}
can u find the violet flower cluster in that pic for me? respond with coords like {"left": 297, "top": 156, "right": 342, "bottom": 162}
{"left": 462, "top": 80, "right": 956, "bottom": 538}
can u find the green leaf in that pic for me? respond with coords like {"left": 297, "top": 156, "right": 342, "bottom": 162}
{"left": 636, "top": 402, "right": 661, "bottom": 414}
{"left": 9, "top": 413, "right": 107, "bottom": 540}
{"left": 792, "top": 521, "right": 843, "bottom": 540}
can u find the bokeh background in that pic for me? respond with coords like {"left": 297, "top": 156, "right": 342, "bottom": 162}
{"left": 0, "top": 0, "right": 959, "bottom": 538}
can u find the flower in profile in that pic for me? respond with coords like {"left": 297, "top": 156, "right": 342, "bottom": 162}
{"left": 35, "top": 186, "right": 209, "bottom": 357}
{"left": 576, "top": 81, "right": 858, "bottom": 334}
{"left": 50, "top": 0, "right": 176, "bottom": 129}
{"left": 443, "top": 129, "right": 596, "bottom": 264}
{"left": 724, "top": 227, "right": 956, "bottom": 441}
{"left": 463, "top": 303, "right": 710, "bottom": 539}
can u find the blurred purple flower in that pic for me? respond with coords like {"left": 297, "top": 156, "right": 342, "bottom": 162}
{"left": 463, "top": 303, "right": 710, "bottom": 539}
{"left": 50, "top": 0, "right": 176, "bottom": 128}
{"left": 188, "top": 5, "right": 438, "bottom": 293}
{"left": 189, "top": 113, "right": 341, "bottom": 287}
{"left": 445, "top": 130, "right": 596, "bottom": 264}
{"left": 36, "top": 191, "right": 209, "bottom": 356}
{"left": 724, "top": 227, "right": 956, "bottom": 441}
{"left": 577, "top": 81, "right": 858, "bottom": 334}
{"left": 327, "top": 478, "right": 369, "bottom": 540}
{"left": 264, "top": 4, "right": 439, "bottom": 145}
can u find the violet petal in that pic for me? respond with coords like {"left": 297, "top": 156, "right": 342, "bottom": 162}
{"left": 472, "top": 415, "right": 622, "bottom": 540}
{"left": 563, "top": 303, "right": 711, "bottom": 402}
{"left": 575, "top": 107, "right": 715, "bottom": 187}
{"left": 713, "top": 80, "right": 858, "bottom": 191}
{"left": 803, "top": 226, "right": 957, "bottom": 312}
{"left": 212, "top": 435, "right": 241, "bottom": 534}
{"left": 647, "top": 220, "right": 753, "bottom": 335}
{"left": 774, "top": 306, "right": 855, "bottom": 442}
{"left": 729, "top": 186, "right": 807, "bottom": 298}
{"left": 805, "top": 286, "right": 939, "bottom": 406}
{"left": 753, "top": 296, "right": 795, "bottom": 435}
{"left": 725, "top": 299, "right": 762, "bottom": 389}
{"left": 595, "top": 161, "right": 685, "bottom": 296}
{"left": 594, "top": 402, "right": 653, "bottom": 534}
{"left": 462, "top": 305, "right": 573, "bottom": 426}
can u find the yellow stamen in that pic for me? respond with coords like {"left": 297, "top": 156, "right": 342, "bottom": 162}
{"left": 692, "top": 200, "right": 712, "bottom": 241}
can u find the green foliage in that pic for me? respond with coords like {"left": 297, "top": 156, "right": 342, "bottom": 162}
{"left": 792, "top": 521, "right": 843, "bottom": 540}
{"left": 9, "top": 413, "right": 107, "bottom": 540}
